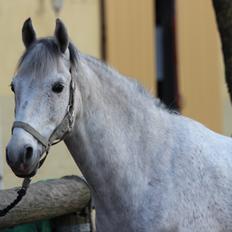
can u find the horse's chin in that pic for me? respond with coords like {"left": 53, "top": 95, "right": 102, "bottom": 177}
{"left": 13, "top": 162, "right": 39, "bottom": 178}
{"left": 14, "top": 168, "right": 38, "bottom": 178}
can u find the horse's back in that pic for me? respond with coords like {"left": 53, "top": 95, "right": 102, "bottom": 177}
{"left": 157, "top": 115, "right": 232, "bottom": 231}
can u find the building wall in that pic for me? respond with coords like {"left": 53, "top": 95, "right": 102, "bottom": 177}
{"left": 104, "top": 0, "right": 232, "bottom": 135}
{"left": 176, "top": 0, "right": 227, "bottom": 134}
{"left": 104, "top": 0, "right": 156, "bottom": 95}
{"left": 0, "top": 0, "right": 101, "bottom": 189}
{"left": 1, "top": 0, "right": 231, "bottom": 189}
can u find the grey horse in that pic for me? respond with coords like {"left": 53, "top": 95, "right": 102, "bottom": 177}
{"left": 6, "top": 18, "right": 232, "bottom": 232}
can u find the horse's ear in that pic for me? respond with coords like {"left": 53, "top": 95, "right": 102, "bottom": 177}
{"left": 54, "top": 18, "right": 69, "bottom": 53}
{"left": 22, "top": 18, "right": 36, "bottom": 49}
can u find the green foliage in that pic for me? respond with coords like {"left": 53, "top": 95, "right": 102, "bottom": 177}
{"left": 0, "top": 220, "right": 51, "bottom": 232}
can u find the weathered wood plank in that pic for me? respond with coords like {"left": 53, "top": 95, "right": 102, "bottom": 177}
{"left": 0, "top": 176, "right": 90, "bottom": 229}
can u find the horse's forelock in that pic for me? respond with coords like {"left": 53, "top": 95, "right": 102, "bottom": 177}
{"left": 16, "top": 38, "right": 79, "bottom": 76}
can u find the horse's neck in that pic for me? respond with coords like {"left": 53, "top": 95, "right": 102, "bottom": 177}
{"left": 65, "top": 55, "right": 169, "bottom": 211}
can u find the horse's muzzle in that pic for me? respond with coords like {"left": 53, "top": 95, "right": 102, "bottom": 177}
{"left": 6, "top": 133, "right": 41, "bottom": 178}
{"left": 6, "top": 146, "right": 39, "bottom": 178}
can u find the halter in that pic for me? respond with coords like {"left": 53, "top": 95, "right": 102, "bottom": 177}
{"left": 0, "top": 62, "right": 76, "bottom": 218}
{"left": 12, "top": 72, "right": 76, "bottom": 169}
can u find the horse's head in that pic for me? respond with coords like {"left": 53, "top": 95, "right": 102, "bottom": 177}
{"left": 6, "top": 18, "right": 80, "bottom": 178}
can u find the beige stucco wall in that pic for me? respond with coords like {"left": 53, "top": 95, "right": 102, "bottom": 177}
{"left": 176, "top": 0, "right": 229, "bottom": 134}
{"left": 104, "top": 0, "right": 231, "bottom": 135}
{"left": 1, "top": 0, "right": 232, "bottom": 189}
{"left": 104, "top": 0, "right": 156, "bottom": 95}
{"left": 0, "top": 0, "right": 101, "bottom": 189}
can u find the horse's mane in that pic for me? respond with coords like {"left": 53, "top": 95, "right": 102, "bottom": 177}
{"left": 17, "top": 37, "right": 172, "bottom": 113}
{"left": 82, "top": 54, "right": 170, "bottom": 112}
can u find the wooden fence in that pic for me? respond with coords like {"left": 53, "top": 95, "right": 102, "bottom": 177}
{"left": 0, "top": 176, "right": 91, "bottom": 231}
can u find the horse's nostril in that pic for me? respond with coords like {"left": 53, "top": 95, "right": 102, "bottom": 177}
{"left": 24, "top": 146, "right": 33, "bottom": 161}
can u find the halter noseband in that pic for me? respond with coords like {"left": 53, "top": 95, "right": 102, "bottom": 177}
{"left": 12, "top": 72, "right": 76, "bottom": 168}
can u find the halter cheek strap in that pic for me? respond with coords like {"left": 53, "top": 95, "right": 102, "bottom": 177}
{"left": 11, "top": 78, "right": 76, "bottom": 168}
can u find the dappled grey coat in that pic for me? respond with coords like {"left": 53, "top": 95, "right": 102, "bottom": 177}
{"left": 7, "top": 18, "right": 232, "bottom": 232}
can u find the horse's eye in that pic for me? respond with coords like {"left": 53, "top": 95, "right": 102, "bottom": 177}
{"left": 52, "top": 82, "right": 64, "bottom": 93}
{"left": 10, "top": 83, "right": 15, "bottom": 93}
